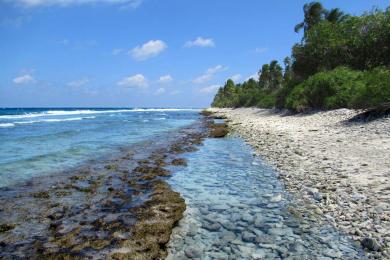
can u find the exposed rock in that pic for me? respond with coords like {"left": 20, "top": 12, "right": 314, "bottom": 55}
{"left": 0, "top": 223, "right": 15, "bottom": 233}
{"left": 171, "top": 158, "right": 188, "bottom": 166}
{"left": 361, "top": 237, "right": 381, "bottom": 252}
{"left": 32, "top": 190, "right": 50, "bottom": 199}
{"left": 209, "top": 123, "right": 229, "bottom": 138}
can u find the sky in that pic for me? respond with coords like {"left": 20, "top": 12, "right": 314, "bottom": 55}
{"left": 0, "top": 0, "right": 388, "bottom": 108}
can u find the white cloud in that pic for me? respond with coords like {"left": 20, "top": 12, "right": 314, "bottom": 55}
{"left": 193, "top": 65, "right": 228, "bottom": 84}
{"left": 10, "top": 0, "right": 143, "bottom": 8}
{"left": 184, "top": 37, "right": 215, "bottom": 48}
{"left": 13, "top": 74, "right": 35, "bottom": 85}
{"left": 199, "top": 84, "right": 220, "bottom": 94}
{"left": 255, "top": 47, "right": 268, "bottom": 54}
{"left": 112, "top": 48, "right": 123, "bottom": 55}
{"left": 158, "top": 74, "right": 172, "bottom": 83}
{"left": 155, "top": 87, "right": 166, "bottom": 95}
{"left": 130, "top": 40, "right": 167, "bottom": 61}
{"left": 117, "top": 74, "right": 148, "bottom": 88}
{"left": 67, "top": 78, "right": 90, "bottom": 88}
{"left": 230, "top": 74, "right": 241, "bottom": 82}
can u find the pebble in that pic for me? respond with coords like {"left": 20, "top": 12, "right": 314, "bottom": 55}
{"left": 242, "top": 231, "right": 256, "bottom": 243}
{"left": 202, "top": 222, "right": 221, "bottom": 232}
{"left": 184, "top": 247, "right": 202, "bottom": 258}
{"left": 270, "top": 194, "right": 282, "bottom": 203}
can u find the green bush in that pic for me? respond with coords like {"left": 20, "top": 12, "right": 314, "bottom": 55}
{"left": 286, "top": 66, "right": 390, "bottom": 111}
{"left": 286, "top": 84, "right": 308, "bottom": 112}
{"left": 257, "top": 92, "right": 277, "bottom": 108}
{"left": 350, "top": 67, "right": 390, "bottom": 108}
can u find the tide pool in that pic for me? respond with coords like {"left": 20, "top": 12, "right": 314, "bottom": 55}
{"left": 167, "top": 137, "right": 364, "bottom": 259}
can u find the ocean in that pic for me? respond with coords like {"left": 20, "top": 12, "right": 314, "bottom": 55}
{"left": 0, "top": 108, "right": 199, "bottom": 187}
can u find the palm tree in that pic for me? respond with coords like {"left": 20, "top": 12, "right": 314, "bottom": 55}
{"left": 294, "top": 2, "right": 326, "bottom": 35}
{"left": 325, "top": 8, "right": 346, "bottom": 23}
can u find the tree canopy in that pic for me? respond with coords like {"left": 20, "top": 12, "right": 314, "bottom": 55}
{"left": 212, "top": 3, "right": 390, "bottom": 111}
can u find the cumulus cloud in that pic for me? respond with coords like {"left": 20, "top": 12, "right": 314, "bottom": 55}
{"left": 67, "top": 78, "right": 90, "bottom": 88}
{"left": 158, "top": 74, "right": 172, "bottom": 83}
{"left": 13, "top": 74, "right": 35, "bottom": 85}
{"left": 130, "top": 40, "right": 167, "bottom": 61}
{"left": 230, "top": 74, "right": 242, "bottom": 82}
{"left": 184, "top": 37, "right": 215, "bottom": 48}
{"left": 193, "top": 65, "right": 228, "bottom": 84}
{"left": 155, "top": 87, "right": 166, "bottom": 95}
{"left": 199, "top": 85, "right": 220, "bottom": 94}
{"left": 9, "top": 0, "right": 143, "bottom": 8}
{"left": 117, "top": 74, "right": 148, "bottom": 88}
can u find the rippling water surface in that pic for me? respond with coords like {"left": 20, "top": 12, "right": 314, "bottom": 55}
{"left": 0, "top": 108, "right": 199, "bottom": 187}
{"left": 167, "top": 137, "right": 365, "bottom": 259}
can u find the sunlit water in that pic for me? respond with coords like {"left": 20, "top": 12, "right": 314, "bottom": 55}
{"left": 167, "top": 137, "right": 365, "bottom": 259}
{"left": 0, "top": 108, "right": 199, "bottom": 187}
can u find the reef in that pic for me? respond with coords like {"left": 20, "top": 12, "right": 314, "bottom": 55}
{"left": 0, "top": 118, "right": 213, "bottom": 259}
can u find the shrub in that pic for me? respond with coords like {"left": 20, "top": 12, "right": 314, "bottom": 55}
{"left": 350, "top": 67, "right": 390, "bottom": 108}
{"left": 257, "top": 92, "right": 277, "bottom": 108}
{"left": 286, "top": 66, "right": 390, "bottom": 111}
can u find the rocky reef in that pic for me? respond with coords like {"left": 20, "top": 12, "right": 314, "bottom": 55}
{"left": 0, "top": 118, "right": 214, "bottom": 259}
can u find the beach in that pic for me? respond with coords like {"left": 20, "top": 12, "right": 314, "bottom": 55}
{"left": 208, "top": 107, "right": 390, "bottom": 258}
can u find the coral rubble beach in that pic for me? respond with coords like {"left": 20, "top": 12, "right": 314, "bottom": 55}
{"left": 208, "top": 107, "right": 390, "bottom": 258}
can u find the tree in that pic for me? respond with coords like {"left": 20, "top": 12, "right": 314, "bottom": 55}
{"left": 294, "top": 2, "right": 325, "bottom": 37}
{"left": 325, "top": 8, "right": 346, "bottom": 23}
{"left": 283, "top": 57, "right": 293, "bottom": 82}
{"left": 258, "top": 64, "right": 271, "bottom": 89}
{"left": 269, "top": 60, "right": 283, "bottom": 90}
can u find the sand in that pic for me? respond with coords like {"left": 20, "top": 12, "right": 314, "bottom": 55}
{"left": 208, "top": 107, "right": 390, "bottom": 257}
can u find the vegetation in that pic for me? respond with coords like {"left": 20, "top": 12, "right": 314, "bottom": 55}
{"left": 212, "top": 3, "right": 390, "bottom": 111}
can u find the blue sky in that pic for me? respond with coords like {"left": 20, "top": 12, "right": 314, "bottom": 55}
{"left": 0, "top": 0, "right": 388, "bottom": 108}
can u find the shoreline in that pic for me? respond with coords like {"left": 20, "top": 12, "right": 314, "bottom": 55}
{"left": 0, "top": 119, "right": 211, "bottom": 258}
{"left": 208, "top": 107, "right": 390, "bottom": 258}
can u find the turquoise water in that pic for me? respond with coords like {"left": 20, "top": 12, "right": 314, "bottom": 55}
{"left": 167, "top": 137, "right": 364, "bottom": 259}
{"left": 0, "top": 108, "right": 199, "bottom": 187}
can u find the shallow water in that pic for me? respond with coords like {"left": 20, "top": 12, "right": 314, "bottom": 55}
{"left": 0, "top": 108, "right": 199, "bottom": 187}
{"left": 0, "top": 119, "right": 207, "bottom": 258}
{"left": 167, "top": 137, "right": 365, "bottom": 259}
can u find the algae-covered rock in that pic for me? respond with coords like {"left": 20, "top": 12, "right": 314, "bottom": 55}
{"left": 200, "top": 110, "right": 213, "bottom": 117}
{"left": 210, "top": 123, "right": 229, "bottom": 138}
{"left": 0, "top": 223, "right": 15, "bottom": 233}
{"left": 32, "top": 190, "right": 50, "bottom": 199}
{"left": 171, "top": 158, "right": 188, "bottom": 166}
